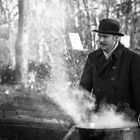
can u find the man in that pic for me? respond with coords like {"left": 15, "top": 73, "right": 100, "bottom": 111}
{"left": 80, "top": 18, "right": 140, "bottom": 118}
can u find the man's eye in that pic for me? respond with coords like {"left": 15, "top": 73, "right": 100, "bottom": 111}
{"left": 104, "top": 36, "right": 109, "bottom": 38}
{"left": 98, "top": 35, "right": 109, "bottom": 38}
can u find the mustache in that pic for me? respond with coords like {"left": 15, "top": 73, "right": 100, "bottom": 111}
{"left": 96, "top": 40, "right": 106, "bottom": 46}
{"left": 100, "top": 42, "right": 106, "bottom": 46}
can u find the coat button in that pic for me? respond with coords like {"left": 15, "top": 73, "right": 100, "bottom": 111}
{"left": 112, "top": 66, "right": 116, "bottom": 69}
{"left": 96, "top": 88, "right": 100, "bottom": 92}
{"left": 110, "top": 89, "right": 114, "bottom": 93}
{"left": 111, "top": 77, "right": 115, "bottom": 81}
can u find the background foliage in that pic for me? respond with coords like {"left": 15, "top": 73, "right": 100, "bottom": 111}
{"left": 0, "top": 0, "right": 140, "bottom": 85}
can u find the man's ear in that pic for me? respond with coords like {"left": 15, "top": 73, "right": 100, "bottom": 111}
{"left": 113, "top": 36, "right": 119, "bottom": 41}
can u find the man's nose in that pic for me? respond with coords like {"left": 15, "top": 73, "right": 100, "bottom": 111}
{"left": 99, "top": 37, "right": 105, "bottom": 42}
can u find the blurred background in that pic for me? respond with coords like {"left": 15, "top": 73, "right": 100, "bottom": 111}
{"left": 0, "top": 0, "right": 140, "bottom": 87}
{"left": 0, "top": 0, "right": 140, "bottom": 139}
{"left": 0, "top": 0, "right": 139, "bottom": 85}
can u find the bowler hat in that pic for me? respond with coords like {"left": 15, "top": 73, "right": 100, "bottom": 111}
{"left": 93, "top": 18, "right": 124, "bottom": 36}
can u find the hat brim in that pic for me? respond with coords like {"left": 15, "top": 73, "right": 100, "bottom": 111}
{"left": 93, "top": 30, "right": 124, "bottom": 36}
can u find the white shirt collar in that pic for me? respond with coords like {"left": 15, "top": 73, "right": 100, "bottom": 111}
{"left": 103, "top": 41, "right": 119, "bottom": 59}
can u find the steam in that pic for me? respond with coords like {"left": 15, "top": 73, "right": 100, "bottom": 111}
{"left": 89, "top": 104, "right": 137, "bottom": 128}
{"left": 45, "top": 30, "right": 137, "bottom": 128}
{"left": 47, "top": 81, "right": 96, "bottom": 125}
{"left": 46, "top": 34, "right": 96, "bottom": 124}
{"left": 1, "top": 0, "right": 136, "bottom": 129}
{"left": 47, "top": 73, "right": 137, "bottom": 128}
{"left": 41, "top": 1, "right": 138, "bottom": 128}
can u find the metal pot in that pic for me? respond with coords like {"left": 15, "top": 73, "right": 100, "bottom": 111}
{"left": 76, "top": 126, "right": 140, "bottom": 140}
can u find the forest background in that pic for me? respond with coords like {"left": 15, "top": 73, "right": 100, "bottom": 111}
{"left": 0, "top": 0, "right": 140, "bottom": 87}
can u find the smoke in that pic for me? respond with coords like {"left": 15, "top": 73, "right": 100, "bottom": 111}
{"left": 44, "top": 31, "right": 137, "bottom": 128}
{"left": 43, "top": 29, "right": 138, "bottom": 129}
{"left": 89, "top": 104, "right": 137, "bottom": 129}
{"left": 2, "top": 0, "right": 135, "bottom": 129}
{"left": 45, "top": 36, "right": 95, "bottom": 124}
{"left": 46, "top": 74, "right": 137, "bottom": 128}
{"left": 41, "top": 0, "right": 138, "bottom": 127}
{"left": 47, "top": 80, "right": 96, "bottom": 125}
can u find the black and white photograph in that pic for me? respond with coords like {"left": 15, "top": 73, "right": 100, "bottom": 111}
{"left": 0, "top": 0, "right": 140, "bottom": 140}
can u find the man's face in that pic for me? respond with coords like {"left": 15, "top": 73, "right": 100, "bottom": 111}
{"left": 97, "top": 33, "right": 117, "bottom": 53}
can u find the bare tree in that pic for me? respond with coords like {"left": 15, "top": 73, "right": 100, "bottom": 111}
{"left": 15, "top": 0, "right": 29, "bottom": 85}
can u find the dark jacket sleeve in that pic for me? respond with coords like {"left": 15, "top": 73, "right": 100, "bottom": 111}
{"left": 130, "top": 54, "right": 140, "bottom": 117}
{"left": 79, "top": 54, "right": 93, "bottom": 92}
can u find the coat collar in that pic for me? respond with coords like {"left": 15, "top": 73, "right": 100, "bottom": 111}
{"left": 112, "top": 42, "right": 124, "bottom": 59}
{"left": 95, "top": 42, "right": 124, "bottom": 77}
{"left": 95, "top": 42, "right": 124, "bottom": 59}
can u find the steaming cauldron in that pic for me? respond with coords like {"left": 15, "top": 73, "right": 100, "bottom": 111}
{"left": 77, "top": 126, "right": 140, "bottom": 140}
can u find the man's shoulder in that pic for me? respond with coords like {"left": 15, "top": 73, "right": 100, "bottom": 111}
{"left": 123, "top": 46, "right": 140, "bottom": 57}
{"left": 88, "top": 49, "right": 101, "bottom": 58}
{"left": 120, "top": 46, "right": 140, "bottom": 65}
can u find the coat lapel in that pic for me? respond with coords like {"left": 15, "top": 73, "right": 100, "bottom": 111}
{"left": 95, "top": 49, "right": 106, "bottom": 74}
{"left": 95, "top": 43, "right": 124, "bottom": 77}
{"left": 97, "top": 56, "right": 112, "bottom": 77}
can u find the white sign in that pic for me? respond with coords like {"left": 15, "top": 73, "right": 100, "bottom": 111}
{"left": 68, "top": 33, "right": 84, "bottom": 50}
{"left": 120, "top": 35, "right": 130, "bottom": 48}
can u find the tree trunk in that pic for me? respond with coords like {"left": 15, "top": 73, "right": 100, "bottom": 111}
{"left": 15, "top": 0, "right": 29, "bottom": 85}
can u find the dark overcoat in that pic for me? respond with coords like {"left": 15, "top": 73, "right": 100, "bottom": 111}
{"left": 80, "top": 42, "right": 140, "bottom": 117}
